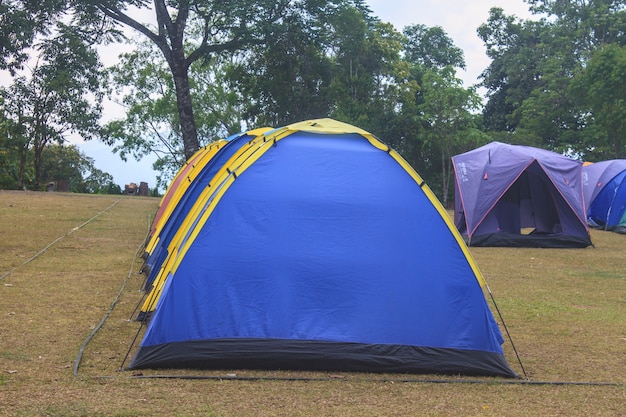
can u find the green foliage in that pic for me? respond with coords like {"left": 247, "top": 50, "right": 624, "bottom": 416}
{"left": 0, "top": 142, "right": 120, "bottom": 193}
{"left": 414, "top": 67, "right": 488, "bottom": 205}
{"left": 99, "top": 0, "right": 311, "bottom": 160}
{"left": 1, "top": 0, "right": 322, "bottom": 162}
{"left": 0, "top": 1, "right": 69, "bottom": 74}
{"left": 38, "top": 144, "right": 121, "bottom": 194}
{"left": 479, "top": 1, "right": 626, "bottom": 159}
{"left": 104, "top": 43, "right": 186, "bottom": 166}
{"left": 6, "top": 0, "right": 626, "bottom": 201}
{"left": 81, "top": 168, "right": 122, "bottom": 194}
{"left": 381, "top": 25, "right": 483, "bottom": 202}
{"left": 326, "top": 5, "right": 405, "bottom": 132}
{"left": 0, "top": 23, "right": 105, "bottom": 190}
{"left": 478, "top": 9, "right": 547, "bottom": 132}
{"left": 402, "top": 24, "right": 465, "bottom": 70}
{"left": 228, "top": 2, "right": 337, "bottom": 127}
{"left": 39, "top": 144, "right": 90, "bottom": 190}
{"left": 104, "top": 39, "right": 245, "bottom": 190}
{"left": 570, "top": 44, "right": 626, "bottom": 159}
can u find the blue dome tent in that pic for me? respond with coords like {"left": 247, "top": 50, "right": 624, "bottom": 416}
{"left": 583, "top": 159, "right": 626, "bottom": 234}
{"left": 129, "top": 119, "right": 518, "bottom": 378}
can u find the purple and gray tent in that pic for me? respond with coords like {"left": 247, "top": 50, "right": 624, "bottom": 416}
{"left": 582, "top": 159, "right": 626, "bottom": 234}
{"left": 452, "top": 142, "right": 592, "bottom": 248}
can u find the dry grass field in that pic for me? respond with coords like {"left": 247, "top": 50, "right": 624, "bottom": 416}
{"left": 0, "top": 190, "right": 624, "bottom": 416}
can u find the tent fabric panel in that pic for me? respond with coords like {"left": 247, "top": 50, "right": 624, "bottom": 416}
{"left": 139, "top": 131, "right": 506, "bottom": 355}
{"left": 141, "top": 131, "right": 287, "bottom": 312}
{"left": 142, "top": 131, "right": 262, "bottom": 287}
{"left": 141, "top": 128, "right": 485, "bottom": 317}
{"left": 468, "top": 162, "right": 588, "bottom": 242}
{"left": 532, "top": 158, "right": 587, "bottom": 229}
{"left": 524, "top": 162, "right": 588, "bottom": 237}
{"left": 149, "top": 146, "right": 207, "bottom": 237}
{"left": 588, "top": 169, "right": 626, "bottom": 228}
{"left": 145, "top": 141, "right": 228, "bottom": 257}
{"left": 605, "top": 169, "right": 625, "bottom": 228}
{"left": 128, "top": 339, "right": 518, "bottom": 378}
{"left": 583, "top": 159, "right": 626, "bottom": 205}
{"left": 453, "top": 144, "right": 532, "bottom": 237}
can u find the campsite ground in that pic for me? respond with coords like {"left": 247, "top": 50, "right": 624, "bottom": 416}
{"left": 0, "top": 190, "right": 624, "bottom": 416}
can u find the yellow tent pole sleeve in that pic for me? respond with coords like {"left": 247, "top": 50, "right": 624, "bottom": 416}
{"left": 144, "top": 141, "right": 227, "bottom": 256}
{"left": 142, "top": 130, "right": 277, "bottom": 314}
{"left": 141, "top": 127, "right": 300, "bottom": 314}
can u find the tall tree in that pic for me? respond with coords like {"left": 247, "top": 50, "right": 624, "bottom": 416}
{"left": 0, "top": 93, "right": 31, "bottom": 189}
{"left": 416, "top": 67, "right": 485, "bottom": 206}
{"left": 104, "top": 39, "right": 244, "bottom": 188}
{"left": 478, "top": 8, "right": 546, "bottom": 133}
{"left": 403, "top": 24, "right": 465, "bottom": 70}
{"left": 387, "top": 22, "right": 477, "bottom": 200}
{"left": 479, "top": 1, "right": 626, "bottom": 156}
{"left": 0, "top": 24, "right": 104, "bottom": 190}
{"left": 525, "top": 0, "right": 626, "bottom": 157}
{"left": 326, "top": 4, "right": 404, "bottom": 133}
{"left": 86, "top": 0, "right": 298, "bottom": 160}
{"left": 2, "top": 1, "right": 309, "bottom": 160}
{"left": 228, "top": 3, "right": 336, "bottom": 127}
{"left": 570, "top": 44, "right": 626, "bottom": 159}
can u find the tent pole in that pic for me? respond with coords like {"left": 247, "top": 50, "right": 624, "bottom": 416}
{"left": 119, "top": 322, "right": 146, "bottom": 371}
{"left": 486, "top": 284, "right": 529, "bottom": 379}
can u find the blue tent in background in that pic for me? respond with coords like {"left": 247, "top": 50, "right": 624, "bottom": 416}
{"left": 129, "top": 119, "right": 518, "bottom": 378}
{"left": 453, "top": 142, "right": 592, "bottom": 248}
{"left": 583, "top": 159, "right": 626, "bottom": 234}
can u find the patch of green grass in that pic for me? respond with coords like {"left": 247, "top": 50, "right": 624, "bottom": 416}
{"left": 569, "top": 269, "right": 625, "bottom": 280}
{"left": 18, "top": 405, "right": 144, "bottom": 417}
{"left": 0, "top": 351, "right": 30, "bottom": 361}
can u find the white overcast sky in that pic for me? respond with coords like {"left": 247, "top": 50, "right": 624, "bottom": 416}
{"left": 4, "top": 0, "right": 536, "bottom": 191}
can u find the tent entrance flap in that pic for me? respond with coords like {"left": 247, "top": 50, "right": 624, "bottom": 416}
{"left": 476, "top": 167, "right": 565, "bottom": 237}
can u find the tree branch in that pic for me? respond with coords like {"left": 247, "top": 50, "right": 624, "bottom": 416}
{"left": 95, "top": 2, "right": 162, "bottom": 46}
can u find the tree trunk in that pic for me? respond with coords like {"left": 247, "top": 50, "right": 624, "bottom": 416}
{"left": 170, "top": 61, "right": 200, "bottom": 161}
{"left": 33, "top": 140, "right": 44, "bottom": 191}
{"left": 610, "top": 126, "right": 623, "bottom": 159}
{"left": 440, "top": 133, "right": 448, "bottom": 208}
{"left": 17, "top": 150, "right": 26, "bottom": 190}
